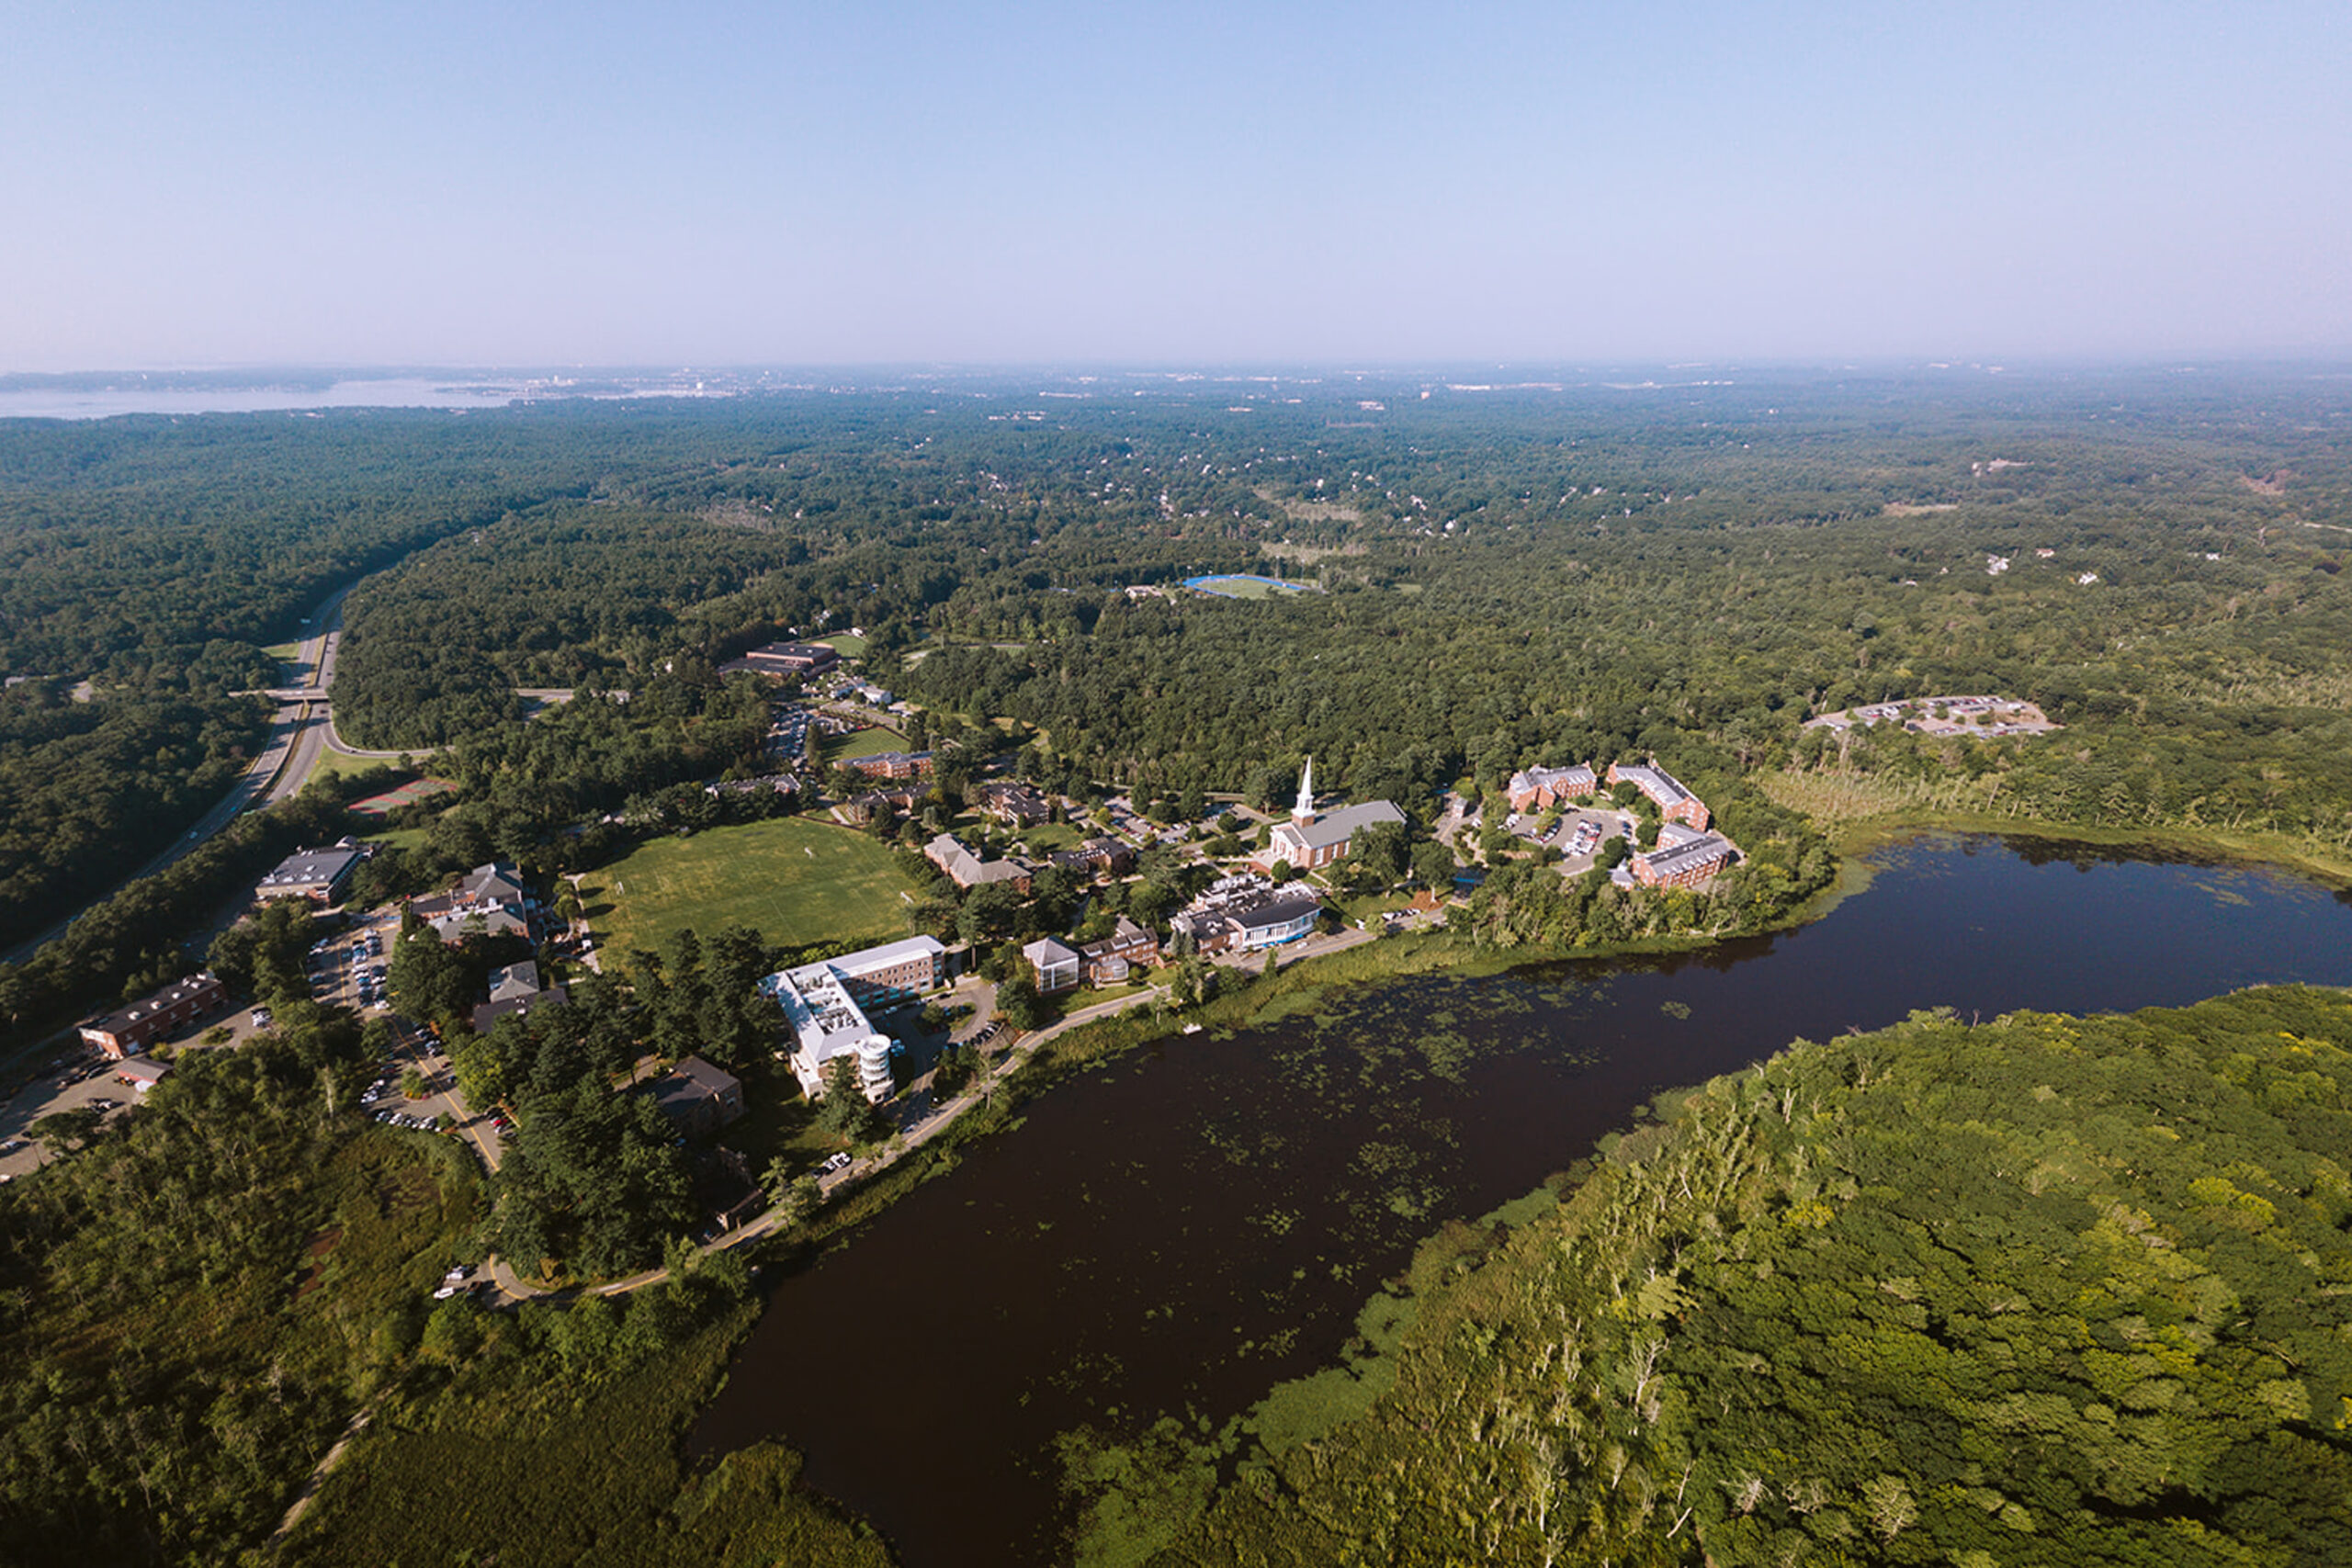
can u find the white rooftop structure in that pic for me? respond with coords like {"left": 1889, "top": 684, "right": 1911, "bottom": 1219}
{"left": 1610, "top": 764, "right": 1690, "bottom": 807}
{"left": 1022, "top": 937, "right": 1082, "bottom": 993}
{"left": 762, "top": 962, "right": 895, "bottom": 1103}
{"left": 1657, "top": 820, "right": 1711, "bottom": 850}
{"left": 827, "top": 935, "right": 947, "bottom": 985}
{"left": 1507, "top": 763, "right": 1597, "bottom": 805}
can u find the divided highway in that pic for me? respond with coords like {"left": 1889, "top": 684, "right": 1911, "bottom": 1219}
{"left": 0, "top": 590, "right": 350, "bottom": 969}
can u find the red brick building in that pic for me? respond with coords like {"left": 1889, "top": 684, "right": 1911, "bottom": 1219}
{"left": 1606, "top": 761, "right": 1711, "bottom": 830}
{"left": 843, "top": 750, "right": 934, "bottom": 781}
{"left": 1630, "top": 832, "right": 1736, "bottom": 889}
{"left": 1080, "top": 917, "right": 1159, "bottom": 985}
{"left": 79, "top": 972, "right": 228, "bottom": 1058}
{"left": 1505, "top": 763, "right": 1598, "bottom": 814}
{"left": 975, "top": 780, "right": 1055, "bottom": 828}
{"left": 735, "top": 641, "right": 840, "bottom": 678}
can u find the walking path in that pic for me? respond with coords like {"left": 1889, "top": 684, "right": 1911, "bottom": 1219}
{"left": 270, "top": 1403, "right": 373, "bottom": 1541}
{"left": 474, "top": 973, "right": 1204, "bottom": 1303}
{"left": 281, "top": 919, "right": 1392, "bottom": 1539}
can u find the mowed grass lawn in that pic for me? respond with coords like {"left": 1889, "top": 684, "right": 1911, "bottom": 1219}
{"left": 823, "top": 725, "right": 906, "bottom": 762}
{"left": 586, "top": 818, "right": 918, "bottom": 957}
{"left": 1190, "top": 574, "right": 1311, "bottom": 600}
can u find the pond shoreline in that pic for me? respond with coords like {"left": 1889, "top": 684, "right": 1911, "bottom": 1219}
{"left": 693, "top": 829, "right": 2352, "bottom": 1568}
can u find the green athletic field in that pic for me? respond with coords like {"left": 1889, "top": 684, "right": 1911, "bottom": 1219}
{"left": 823, "top": 724, "right": 908, "bottom": 762}
{"left": 585, "top": 817, "right": 918, "bottom": 957}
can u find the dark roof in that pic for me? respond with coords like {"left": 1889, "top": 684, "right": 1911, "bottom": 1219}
{"left": 743, "top": 641, "right": 838, "bottom": 665}
{"left": 486, "top": 961, "right": 541, "bottom": 1002}
{"left": 667, "top": 1055, "right": 741, "bottom": 1095}
{"left": 1238, "top": 894, "right": 1323, "bottom": 931}
{"left": 82, "top": 971, "right": 224, "bottom": 1034}
{"left": 256, "top": 846, "right": 361, "bottom": 893}
{"left": 1639, "top": 833, "right": 1736, "bottom": 877}
{"left": 456, "top": 863, "right": 526, "bottom": 902}
{"left": 651, "top": 1055, "right": 742, "bottom": 1122}
{"left": 471, "top": 983, "right": 568, "bottom": 1033}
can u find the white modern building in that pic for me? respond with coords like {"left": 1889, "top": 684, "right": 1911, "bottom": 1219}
{"left": 1021, "top": 937, "right": 1082, "bottom": 995}
{"left": 760, "top": 935, "right": 949, "bottom": 1103}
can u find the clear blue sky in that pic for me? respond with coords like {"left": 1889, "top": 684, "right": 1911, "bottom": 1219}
{"left": 6, "top": 1, "right": 2346, "bottom": 367}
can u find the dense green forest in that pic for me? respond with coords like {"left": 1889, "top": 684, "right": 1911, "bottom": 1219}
{"left": 4, "top": 371, "right": 2351, "bottom": 1567}
{"left": 0, "top": 986, "right": 842, "bottom": 1568}
{"left": 299, "top": 370, "right": 2352, "bottom": 865}
{"left": 0, "top": 782, "right": 368, "bottom": 1052}
{"left": 1074, "top": 985, "right": 2352, "bottom": 1567}
{"left": 0, "top": 1010, "right": 473, "bottom": 1564}
{"left": 10, "top": 369, "right": 2350, "bottom": 977}
{"left": 0, "top": 682, "right": 269, "bottom": 953}
{"left": 393, "top": 921, "right": 784, "bottom": 1280}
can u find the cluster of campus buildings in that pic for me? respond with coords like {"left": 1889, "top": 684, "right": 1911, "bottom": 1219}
{"left": 1803, "top": 694, "right": 2057, "bottom": 740}
{"left": 1503, "top": 760, "right": 1740, "bottom": 891}
{"left": 922, "top": 780, "right": 1141, "bottom": 894}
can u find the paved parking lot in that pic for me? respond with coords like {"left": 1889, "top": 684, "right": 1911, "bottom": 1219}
{"left": 768, "top": 701, "right": 814, "bottom": 761}
{"left": 1507, "top": 804, "right": 1637, "bottom": 873}
{"left": 1, "top": 906, "right": 477, "bottom": 1184}
{"left": 308, "top": 908, "right": 401, "bottom": 1015}
{"left": 0, "top": 1043, "right": 148, "bottom": 1181}
{"left": 355, "top": 1017, "right": 475, "bottom": 1134}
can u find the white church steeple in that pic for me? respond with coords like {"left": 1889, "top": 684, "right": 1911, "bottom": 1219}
{"left": 1292, "top": 756, "right": 1316, "bottom": 825}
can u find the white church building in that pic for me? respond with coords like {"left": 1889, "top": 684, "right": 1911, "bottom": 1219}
{"left": 1250, "top": 758, "right": 1406, "bottom": 874}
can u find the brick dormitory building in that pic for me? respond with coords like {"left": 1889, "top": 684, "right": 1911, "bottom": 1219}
{"left": 80, "top": 972, "right": 228, "bottom": 1058}
{"left": 726, "top": 641, "right": 839, "bottom": 679}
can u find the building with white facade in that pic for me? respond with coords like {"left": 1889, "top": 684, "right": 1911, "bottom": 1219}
{"left": 760, "top": 935, "right": 949, "bottom": 1102}
{"left": 1171, "top": 874, "right": 1324, "bottom": 954}
{"left": 1021, "top": 937, "right": 1082, "bottom": 995}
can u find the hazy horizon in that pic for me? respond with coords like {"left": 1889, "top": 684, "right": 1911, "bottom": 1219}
{"left": 7, "top": 2, "right": 2347, "bottom": 370}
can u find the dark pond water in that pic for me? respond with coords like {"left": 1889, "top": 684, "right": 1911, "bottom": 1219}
{"left": 690, "top": 835, "right": 2352, "bottom": 1565}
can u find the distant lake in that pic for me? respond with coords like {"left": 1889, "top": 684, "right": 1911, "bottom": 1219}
{"left": 690, "top": 834, "right": 2352, "bottom": 1567}
{"left": 0, "top": 378, "right": 529, "bottom": 420}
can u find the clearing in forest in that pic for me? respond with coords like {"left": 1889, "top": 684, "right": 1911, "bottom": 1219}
{"left": 823, "top": 725, "right": 909, "bottom": 762}
{"left": 1184, "top": 573, "right": 1319, "bottom": 600}
{"left": 585, "top": 817, "right": 917, "bottom": 956}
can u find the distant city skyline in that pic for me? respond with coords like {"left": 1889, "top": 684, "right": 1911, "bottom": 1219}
{"left": 6, "top": 2, "right": 2347, "bottom": 370}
